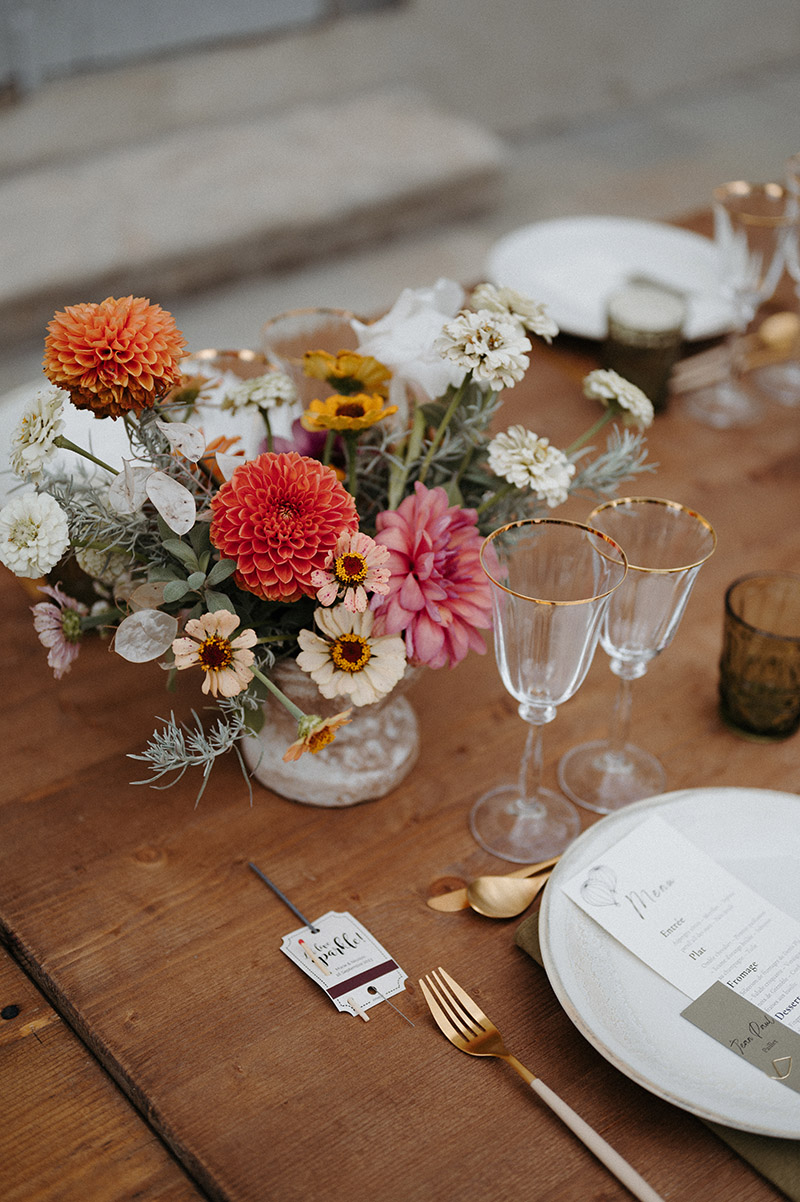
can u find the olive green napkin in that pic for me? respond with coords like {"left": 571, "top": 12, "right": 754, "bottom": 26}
{"left": 515, "top": 910, "right": 800, "bottom": 1201}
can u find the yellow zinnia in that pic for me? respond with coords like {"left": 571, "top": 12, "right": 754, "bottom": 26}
{"left": 303, "top": 350, "right": 391, "bottom": 397}
{"left": 302, "top": 392, "right": 398, "bottom": 432}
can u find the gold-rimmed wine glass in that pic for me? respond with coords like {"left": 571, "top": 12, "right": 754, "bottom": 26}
{"left": 470, "top": 519, "right": 627, "bottom": 863}
{"left": 682, "top": 181, "right": 797, "bottom": 427}
{"left": 557, "top": 497, "right": 716, "bottom": 814}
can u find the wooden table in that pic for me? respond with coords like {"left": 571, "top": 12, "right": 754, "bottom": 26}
{"left": 2, "top": 215, "right": 799, "bottom": 1202}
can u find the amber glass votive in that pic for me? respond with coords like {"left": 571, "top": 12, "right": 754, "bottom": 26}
{"left": 603, "top": 283, "right": 686, "bottom": 412}
{"left": 719, "top": 572, "right": 800, "bottom": 740}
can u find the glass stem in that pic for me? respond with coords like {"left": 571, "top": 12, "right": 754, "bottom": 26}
{"left": 517, "top": 722, "right": 546, "bottom": 815}
{"left": 607, "top": 674, "right": 634, "bottom": 756}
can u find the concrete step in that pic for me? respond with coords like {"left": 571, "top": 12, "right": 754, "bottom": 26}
{"left": 0, "top": 88, "right": 505, "bottom": 347}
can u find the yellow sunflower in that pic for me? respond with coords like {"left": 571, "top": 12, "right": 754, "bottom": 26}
{"left": 301, "top": 392, "right": 398, "bottom": 433}
{"left": 303, "top": 350, "right": 391, "bottom": 397}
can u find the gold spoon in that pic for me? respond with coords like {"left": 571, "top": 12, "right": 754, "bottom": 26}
{"left": 426, "top": 855, "right": 560, "bottom": 912}
{"left": 466, "top": 869, "right": 552, "bottom": 918}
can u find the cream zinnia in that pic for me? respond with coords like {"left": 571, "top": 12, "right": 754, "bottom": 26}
{"left": 172, "top": 610, "right": 257, "bottom": 698}
{"left": 434, "top": 309, "right": 531, "bottom": 388}
{"left": 296, "top": 605, "right": 406, "bottom": 707}
{"left": 10, "top": 386, "right": 67, "bottom": 480}
{"left": 583, "top": 369, "right": 654, "bottom": 430}
{"left": 487, "top": 426, "right": 576, "bottom": 508}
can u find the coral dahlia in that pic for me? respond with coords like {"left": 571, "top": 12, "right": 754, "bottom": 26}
{"left": 210, "top": 451, "right": 359, "bottom": 603}
{"left": 43, "top": 296, "right": 186, "bottom": 419}
{"left": 372, "top": 482, "right": 493, "bottom": 670}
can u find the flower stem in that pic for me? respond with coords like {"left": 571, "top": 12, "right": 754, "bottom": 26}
{"left": 417, "top": 374, "right": 470, "bottom": 484}
{"left": 251, "top": 664, "right": 306, "bottom": 722}
{"left": 345, "top": 432, "right": 358, "bottom": 495}
{"left": 564, "top": 409, "right": 613, "bottom": 456}
{"left": 476, "top": 479, "right": 516, "bottom": 518}
{"left": 54, "top": 436, "right": 118, "bottom": 475}
{"left": 80, "top": 608, "right": 123, "bottom": 631}
{"left": 263, "top": 414, "right": 273, "bottom": 453}
{"left": 322, "top": 430, "right": 335, "bottom": 467}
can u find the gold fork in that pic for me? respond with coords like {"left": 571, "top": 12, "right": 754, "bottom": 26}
{"left": 419, "top": 968, "right": 664, "bottom": 1202}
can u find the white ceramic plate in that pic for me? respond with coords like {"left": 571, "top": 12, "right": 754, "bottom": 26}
{"left": 486, "top": 216, "right": 734, "bottom": 341}
{"left": 539, "top": 786, "right": 800, "bottom": 1137}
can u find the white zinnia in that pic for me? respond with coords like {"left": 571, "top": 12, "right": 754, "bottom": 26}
{"left": 9, "top": 386, "right": 67, "bottom": 480}
{"left": 0, "top": 492, "right": 70, "bottom": 578}
{"left": 583, "top": 369, "right": 654, "bottom": 430}
{"left": 434, "top": 309, "right": 532, "bottom": 389}
{"left": 488, "top": 426, "right": 576, "bottom": 507}
{"left": 470, "top": 284, "right": 559, "bottom": 343}
{"left": 223, "top": 371, "right": 297, "bottom": 414}
{"left": 296, "top": 605, "right": 406, "bottom": 708}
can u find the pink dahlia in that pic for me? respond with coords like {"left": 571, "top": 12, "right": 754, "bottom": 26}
{"left": 210, "top": 451, "right": 358, "bottom": 603}
{"left": 31, "top": 583, "right": 87, "bottom": 679}
{"left": 371, "top": 482, "right": 493, "bottom": 669}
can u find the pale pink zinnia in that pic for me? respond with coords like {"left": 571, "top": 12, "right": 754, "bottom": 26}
{"left": 371, "top": 482, "right": 493, "bottom": 670}
{"left": 311, "top": 530, "right": 391, "bottom": 613}
{"left": 31, "top": 583, "right": 87, "bottom": 679}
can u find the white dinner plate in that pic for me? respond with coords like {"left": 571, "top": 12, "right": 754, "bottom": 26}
{"left": 539, "top": 786, "right": 800, "bottom": 1137}
{"left": 486, "top": 216, "right": 734, "bottom": 341}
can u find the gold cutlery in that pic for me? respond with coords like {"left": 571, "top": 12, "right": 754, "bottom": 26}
{"left": 466, "top": 869, "right": 551, "bottom": 918}
{"left": 419, "top": 968, "right": 665, "bottom": 1202}
{"left": 426, "top": 855, "right": 560, "bottom": 912}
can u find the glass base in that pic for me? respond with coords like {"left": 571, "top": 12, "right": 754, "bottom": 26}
{"left": 557, "top": 739, "right": 666, "bottom": 814}
{"left": 469, "top": 784, "right": 581, "bottom": 863}
{"left": 680, "top": 381, "right": 762, "bottom": 428}
{"left": 749, "top": 361, "right": 800, "bottom": 406}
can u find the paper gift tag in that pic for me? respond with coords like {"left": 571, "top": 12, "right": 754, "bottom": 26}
{"left": 281, "top": 910, "right": 407, "bottom": 1018}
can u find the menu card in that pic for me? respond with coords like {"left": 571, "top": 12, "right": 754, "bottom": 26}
{"left": 561, "top": 816, "right": 800, "bottom": 1084}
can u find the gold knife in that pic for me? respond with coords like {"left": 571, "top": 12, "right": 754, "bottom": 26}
{"left": 426, "top": 855, "right": 560, "bottom": 911}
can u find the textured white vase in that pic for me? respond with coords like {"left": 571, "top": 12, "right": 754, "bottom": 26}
{"left": 241, "top": 659, "right": 420, "bottom": 807}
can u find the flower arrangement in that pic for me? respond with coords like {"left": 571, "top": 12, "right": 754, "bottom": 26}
{"left": 1, "top": 281, "right": 654, "bottom": 800}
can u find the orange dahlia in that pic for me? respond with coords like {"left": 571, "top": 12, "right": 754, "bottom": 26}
{"left": 209, "top": 451, "right": 359, "bottom": 603}
{"left": 43, "top": 296, "right": 186, "bottom": 419}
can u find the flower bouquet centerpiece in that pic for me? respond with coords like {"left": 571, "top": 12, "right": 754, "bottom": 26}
{"left": 1, "top": 281, "right": 654, "bottom": 805}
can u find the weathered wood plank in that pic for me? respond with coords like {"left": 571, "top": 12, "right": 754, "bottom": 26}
{"left": 0, "top": 947, "right": 203, "bottom": 1202}
{"left": 1, "top": 220, "right": 795, "bottom": 1200}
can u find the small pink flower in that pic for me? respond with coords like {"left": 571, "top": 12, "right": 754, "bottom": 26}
{"left": 31, "top": 583, "right": 87, "bottom": 680}
{"left": 311, "top": 530, "right": 391, "bottom": 613}
{"left": 371, "top": 482, "right": 493, "bottom": 670}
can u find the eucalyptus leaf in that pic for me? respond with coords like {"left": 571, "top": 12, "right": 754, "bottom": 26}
{"left": 189, "top": 521, "right": 212, "bottom": 556}
{"left": 205, "top": 558, "right": 237, "bottom": 587}
{"left": 162, "top": 580, "right": 191, "bottom": 604}
{"left": 205, "top": 590, "right": 236, "bottom": 614}
{"left": 149, "top": 563, "right": 186, "bottom": 582}
{"left": 162, "top": 539, "right": 200, "bottom": 571}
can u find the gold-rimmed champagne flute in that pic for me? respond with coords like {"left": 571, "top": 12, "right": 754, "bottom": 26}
{"left": 557, "top": 497, "right": 716, "bottom": 814}
{"left": 260, "top": 307, "right": 364, "bottom": 407}
{"left": 753, "top": 153, "right": 800, "bottom": 405}
{"left": 682, "top": 181, "right": 797, "bottom": 427}
{"left": 470, "top": 519, "right": 627, "bottom": 863}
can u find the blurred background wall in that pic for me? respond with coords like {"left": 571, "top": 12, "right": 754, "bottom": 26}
{"left": 1, "top": 0, "right": 799, "bottom": 381}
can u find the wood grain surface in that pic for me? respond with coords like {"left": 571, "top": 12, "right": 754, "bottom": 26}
{"left": 2, "top": 215, "right": 798, "bottom": 1201}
